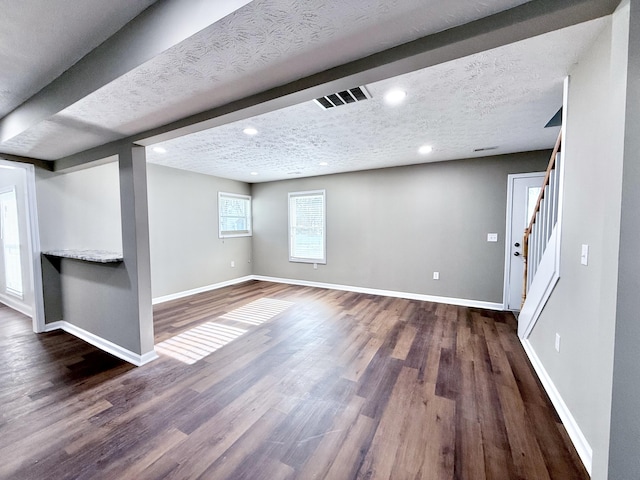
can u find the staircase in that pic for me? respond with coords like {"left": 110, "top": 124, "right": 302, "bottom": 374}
{"left": 518, "top": 132, "right": 563, "bottom": 338}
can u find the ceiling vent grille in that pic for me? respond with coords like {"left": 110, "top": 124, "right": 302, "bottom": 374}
{"left": 473, "top": 146, "right": 499, "bottom": 152}
{"left": 314, "top": 86, "right": 371, "bottom": 110}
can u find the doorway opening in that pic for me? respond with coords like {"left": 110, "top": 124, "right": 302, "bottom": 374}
{"left": 0, "top": 160, "right": 45, "bottom": 332}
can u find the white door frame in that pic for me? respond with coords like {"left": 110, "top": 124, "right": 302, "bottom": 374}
{"left": 0, "top": 159, "right": 45, "bottom": 332}
{"left": 503, "top": 172, "right": 545, "bottom": 310}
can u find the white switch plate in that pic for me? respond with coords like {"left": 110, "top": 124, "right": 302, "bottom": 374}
{"left": 555, "top": 333, "right": 561, "bottom": 352}
{"left": 231, "top": 260, "right": 235, "bottom": 268}
{"left": 313, "top": 263, "right": 318, "bottom": 270}
{"left": 487, "top": 233, "right": 498, "bottom": 242}
{"left": 433, "top": 272, "right": 439, "bottom": 280}
{"left": 581, "top": 244, "right": 589, "bottom": 266}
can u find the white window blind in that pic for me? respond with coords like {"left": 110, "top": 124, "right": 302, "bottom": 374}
{"left": 288, "top": 190, "right": 326, "bottom": 263}
{"left": 219, "top": 192, "right": 252, "bottom": 238}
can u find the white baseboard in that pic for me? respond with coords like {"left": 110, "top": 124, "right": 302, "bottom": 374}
{"left": 0, "top": 294, "right": 33, "bottom": 318}
{"left": 152, "top": 275, "right": 254, "bottom": 305}
{"left": 43, "top": 321, "right": 158, "bottom": 367}
{"left": 252, "top": 275, "right": 504, "bottom": 310}
{"left": 152, "top": 275, "right": 503, "bottom": 311}
{"left": 520, "top": 338, "right": 592, "bottom": 474}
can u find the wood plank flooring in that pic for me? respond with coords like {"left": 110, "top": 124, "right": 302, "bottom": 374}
{"left": 0, "top": 280, "right": 588, "bottom": 479}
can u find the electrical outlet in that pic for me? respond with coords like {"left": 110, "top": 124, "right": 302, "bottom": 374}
{"left": 313, "top": 263, "right": 318, "bottom": 270}
{"left": 487, "top": 233, "right": 498, "bottom": 242}
{"left": 433, "top": 272, "right": 440, "bottom": 280}
{"left": 231, "top": 260, "right": 235, "bottom": 268}
{"left": 555, "top": 333, "right": 561, "bottom": 352}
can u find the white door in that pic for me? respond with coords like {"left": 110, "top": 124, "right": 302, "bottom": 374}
{"left": 505, "top": 173, "right": 545, "bottom": 311}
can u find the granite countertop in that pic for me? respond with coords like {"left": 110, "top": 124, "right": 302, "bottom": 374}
{"left": 43, "top": 249, "right": 124, "bottom": 263}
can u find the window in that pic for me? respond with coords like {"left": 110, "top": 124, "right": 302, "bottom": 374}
{"left": 526, "top": 186, "right": 541, "bottom": 225}
{"left": 218, "top": 192, "right": 252, "bottom": 238}
{"left": 288, "top": 190, "right": 326, "bottom": 264}
{"left": 0, "top": 187, "right": 23, "bottom": 298}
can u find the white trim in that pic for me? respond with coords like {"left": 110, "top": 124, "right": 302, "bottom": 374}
{"left": 43, "top": 321, "right": 159, "bottom": 366}
{"left": 25, "top": 163, "right": 45, "bottom": 333}
{"left": 520, "top": 337, "right": 592, "bottom": 474}
{"left": 218, "top": 191, "right": 252, "bottom": 238}
{"left": 0, "top": 294, "right": 32, "bottom": 317}
{"left": 252, "top": 275, "right": 504, "bottom": 310}
{"left": 288, "top": 189, "right": 327, "bottom": 264}
{"left": 152, "top": 275, "right": 254, "bottom": 305}
{"left": 152, "top": 274, "right": 504, "bottom": 310}
{"left": 517, "top": 77, "right": 569, "bottom": 338}
{"left": 503, "top": 172, "right": 546, "bottom": 310}
{"left": 0, "top": 159, "right": 45, "bottom": 333}
{"left": 24, "top": 163, "right": 45, "bottom": 333}
{"left": 517, "top": 228, "right": 560, "bottom": 338}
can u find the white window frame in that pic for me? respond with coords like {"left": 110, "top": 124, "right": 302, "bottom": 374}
{"left": 218, "top": 192, "right": 252, "bottom": 238}
{"left": 288, "top": 189, "right": 326, "bottom": 264}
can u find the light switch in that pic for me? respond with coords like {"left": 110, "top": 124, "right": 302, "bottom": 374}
{"left": 487, "top": 233, "right": 498, "bottom": 242}
{"left": 581, "top": 244, "right": 589, "bottom": 266}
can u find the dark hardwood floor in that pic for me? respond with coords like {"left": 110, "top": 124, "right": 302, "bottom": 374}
{"left": 0, "top": 281, "right": 588, "bottom": 479}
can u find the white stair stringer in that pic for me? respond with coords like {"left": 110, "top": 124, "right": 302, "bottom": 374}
{"left": 518, "top": 226, "right": 561, "bottom": 338}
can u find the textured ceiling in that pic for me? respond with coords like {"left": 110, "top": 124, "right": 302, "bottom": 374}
{"left": 146, "top": 18, "right": 606, "bottom": 183}
{"left": 0, "top": 0, "right": 532, "bottom": 160}
{"left": 0, "top": 0, "right": 156, "bottom": 118}
{"left": 0, "top": 0, "right": 610, "bottom": 185}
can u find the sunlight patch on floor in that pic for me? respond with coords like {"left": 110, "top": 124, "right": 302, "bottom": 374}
{"left": 156, "top": 298, "right": 295, "bottom": 364}
{"left": 156, "top": 322, "right": 247, "bottom": 364}
{"left": 219, "top": 298, "right": 294, "bottom": 325}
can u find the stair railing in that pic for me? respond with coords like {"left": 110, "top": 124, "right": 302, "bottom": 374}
{"left": 522, "top": 132, "right": 562, "bottom": 306}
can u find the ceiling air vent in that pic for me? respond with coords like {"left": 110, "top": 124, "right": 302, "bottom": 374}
{"left": 314, "top": 86, "right": 371, "bottom": 110}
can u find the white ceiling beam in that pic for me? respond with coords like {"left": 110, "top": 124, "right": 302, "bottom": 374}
{"left": 0, "top": 0, "right": 252, "bottom": 144}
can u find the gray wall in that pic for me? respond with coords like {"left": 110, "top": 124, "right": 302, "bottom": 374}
{"left": 528, "top": 7, "right": 627, "bottom": 479}
{"left": 0, "top": 165, "right": 33, "bottom": 315}
{"left": 35, "top": 159, "right": 148, "bottom": 354}
{"left": 36, "top": 161, "right": 122, "bottom": 252}
{"left": 147, "top": 164, "right": 252, "bottom": 299}
{"left": 252, "top": 152, "right": 549, "bottom": 304}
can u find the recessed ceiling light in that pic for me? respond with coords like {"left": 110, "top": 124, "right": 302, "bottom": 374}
{"left": 384, "top": 89, "right": 407, "bottom": 105}
{"left": 319, "top": 162, "right": 328, "bottom": 166}
{"left": 152, "top": 146, "right": 167, "bottom": 154}
{"left": 418, "top": 145, "right": 433, "bottom": 155}
{"left": 243, "top": 127, "right": 258, "bottom": 136}
{"left": 250, "top": 171, "right": 259, "bottom": 176}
